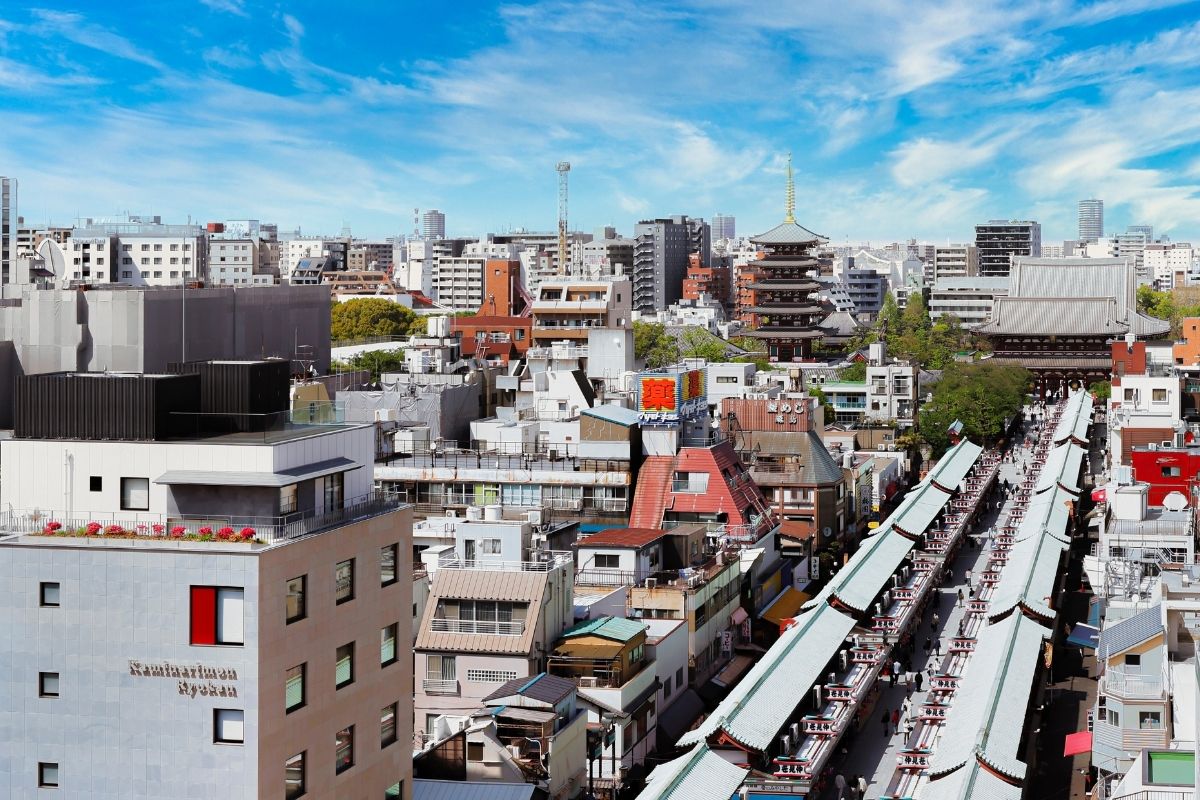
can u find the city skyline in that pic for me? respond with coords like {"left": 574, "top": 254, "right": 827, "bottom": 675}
{"left": 2, "top": 2, "right": 1200, "bottom": 242}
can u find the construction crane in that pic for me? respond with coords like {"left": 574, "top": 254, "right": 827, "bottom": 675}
{"left": 556, "top": 161, "right": 571, "bottom": 276}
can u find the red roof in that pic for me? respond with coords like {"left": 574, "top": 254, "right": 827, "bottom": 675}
{"left": 575, "top": 527, "right": 668, "bottom": 549}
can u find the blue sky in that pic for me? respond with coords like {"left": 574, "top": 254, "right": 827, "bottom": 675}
{"left": 3, "top": 1, "right": 1200, "bottom": 243}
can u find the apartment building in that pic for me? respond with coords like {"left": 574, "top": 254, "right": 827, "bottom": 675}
{"left": 1143, "top": 242, "right": 1194, "bottom": 290}
{"left": 281, "top": 238, "right": 348, "bottom": 282}
{"left": 209, "top": 238, "right": 271, "bottom": 286}
{"left": 932, "top": 243, "right": 979, "bottom": 280}
{"left": 929, "top": 276, "right": 1009, "bottom": 326}
{"left": 1, "top": 176, "right": 13, "bottom": 284}
{"left": 413, "top": 514, "right": 575, "bottom": 739}
{"left": 974, "top": 219, "right": 1041, "bottom": 276}
{"left": 65, "top": 217, "right": 209, "bottom": 287}
{"left": 632, "top": 216, "right": 710, "bottom": 314}
{"left": 0, "top": 366, "right": 413, "bottom": 799}
{"left": 530, "top": 278, "right": 633, "bottom": 347}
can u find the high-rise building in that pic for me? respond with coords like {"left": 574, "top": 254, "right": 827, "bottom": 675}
{"left": 632, "top": 215, "right": 710, "bottom": 313}
{"left": 422, "top": 209, "right": 446, "bottom": 239}
{"left": 1, "top": 176, "right": 14, "bottom": 285}
{"left": 712, "top": 213, "right": 736, "bottom": 241}
{"left": 1078, "top": 199, "right": 1104, "bottom": 242}
{"left": 1127, "top": 224, "right": 1154, "bottom": 241}
{"left": 973, "top": 220, "right": 1041, "bottom": 277}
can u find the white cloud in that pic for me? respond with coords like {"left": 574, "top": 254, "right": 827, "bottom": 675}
{"left": 199, "top": 0, "right": 248, "bottom": 17}
{"left": 30, "top": 9, "right": 163, "bottom": 69}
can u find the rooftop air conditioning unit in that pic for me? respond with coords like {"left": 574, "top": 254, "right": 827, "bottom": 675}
{"left": 838, "top": 650, "right": 849, "bottom": 671}
{"left": 445, "top": 509, "right": 457, "bottom": 518}
{"left": 790, "top": 722, "right": 801, "bottom": 741}
{"left": 780, "top": 734, "right": 792, "bottom": 753}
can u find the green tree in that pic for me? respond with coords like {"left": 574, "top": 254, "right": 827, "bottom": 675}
{"left": 1089, "top": 380, "right": 1112, "bottom": 400}
{"left": 918, "top": 362, "right": 1030, "bottom": 455}
{"left": 838, "top": 361, "right": 867, "bottom": 381}
{"left": 331, "top": 298, "right": 423, "bottom": 341}
{"left": 808, "top": 386, "right": 834, "bottom": 420}
{"left": 633, "top": 321, "right": 680, "bottom": 369}
{"left": 678, "top": 327, "right": 729, "bottom": 362}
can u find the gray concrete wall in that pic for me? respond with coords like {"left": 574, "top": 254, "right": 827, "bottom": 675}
{"left": 0, "top": 285, "right": 333, "bottom": 428}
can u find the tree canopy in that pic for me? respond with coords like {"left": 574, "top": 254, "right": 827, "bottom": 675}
{"left": 846, "top": 291, "right": 982, "bottom": 369}
{"left": 331, "top": 298, "right": 426, "bottom": 341}
{"left": 633, "top": 321, "right": 680, "bottom": 369}
{"left": 918, "top": 362, "right": 1030, "bottom": 455}
{"left": 678, "top": 327, "right": 729, "bottom": 361}
{"left": 1136, "top": 285, "right": 1200, "bottom": 337}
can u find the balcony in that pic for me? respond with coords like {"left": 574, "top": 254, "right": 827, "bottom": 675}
{"left": 422, "top": 679, "right": 460, "bottom": 695}
{"left": 1102, "top": 668, "right": 1167, "bottom": 699}
{"left": 4, "top": 491, "right": 406, "bottom": 547}
{"left": 1092, "top": 718, "right": 1171, "bottom": 752}
{"left": 430, "top": 618, "right": 525, "bottom": 636}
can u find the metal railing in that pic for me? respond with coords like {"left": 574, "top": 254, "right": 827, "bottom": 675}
{"left": 437, "top": 552, "right": 574, "bottom": 572}
{"left": 1111, "top": 791, "right": 1194, "bottom": 800}
{"left": 3, "top": 491, "right": 405, "bottom": 546}
{"left": 430, "top": 618, "right": 525, "bottom": 636}
{"left": 1102, "top": 668, "right": 1166, "bottom": 699}
{"left": 575, "top": 568, "right": 644, "bottom": 587}
{"left": 421, "top": 679, "right": 460, "bottom": 695}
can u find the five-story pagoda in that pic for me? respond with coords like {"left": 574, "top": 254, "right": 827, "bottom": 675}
{"left": 745, "top": 155, "right": 826, "bottom": 362}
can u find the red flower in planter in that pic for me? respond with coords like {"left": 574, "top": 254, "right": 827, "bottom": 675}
{"left": 152, "top": 524, "right": 165, "bottom": 535}
{"left": 44, "top": 521, "right": 63, "bottom": 533}
{"left": 198, "top": 526, "right": 213, "bottom": 538}
{"left": 104, "top": 525, "right": 124, "bottom": 536}
{"left": 85, "top": 522, "right": 102, "bottom": 536}
{"left": 216, "top": 527, "right": 234, "bottom": 541}
{"left": 170, "top": 526, "right": 186, "bottom": 538}
{"left": 239, "top": 527, "right": 256, "bottom": 540}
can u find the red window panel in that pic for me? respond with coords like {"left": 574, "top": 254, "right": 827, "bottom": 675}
{"left": 190, "top": 586, "right": 217, "bottom": 645}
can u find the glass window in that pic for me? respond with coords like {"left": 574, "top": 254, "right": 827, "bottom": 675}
{"left": 427, "top": 654, "right": 456, "bottom": 681}
{"left": 285, "top": 663, "right": 305, "bottom": 713}
{"left": 381, "top": 624, "right": 398, "bottom": 667}
{"left": 39, "top": 672, "right": 59, "bottom": 697}
{"left": 1153, "top": 388, "right": 1168, "bottom": 403}
{"left": 190, "top": 586, "right": 244, "bottom": 646}
{"left": 380, "top": 703, "right": 398, "bottom": 748}
{"left": 40, "top": 582, "right": 60, "bottom": 607}
{"left": 280, "top": 484, "right": 298, "bottom": 515}
{"left": 380, "top": 544, "right": 398, "bottom": 587}
{"left": 1139, "top": 711, "right": 1162, "bottom": 729}
{"left": 89, "top": 476, "right": 102, "bottom": 492}
{"left": 120, "top": 477, "right": 149, "bottom": 511}
{"left": 335, "top": 643, "right": 354, "bottom": 689}
{"left": 335, "top": 559, "right": 354, "bottom": 605}
{"left": 214, "top": 709, "right": 244, "bottom": 743}
{"left": 479, "top": 538, "right": 502, "bottom": 555}
{"left": 335, "top": 725, "right": 354, "bottom": 774}
{"left": 39, "top": 762, "right": 59, "bottom": 788}
{"left": 286, "top": 576, "right": 306, "bottom": 624}
{"left": 594, "top": 553, "right": 620, "bottom": 569}
{"left": 285, "top": 752, "right": 305, "bottom": 798}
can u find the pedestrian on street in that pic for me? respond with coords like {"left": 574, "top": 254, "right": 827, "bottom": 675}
{"left": 956, "top": 588, "right": 964, "bottom": 607}
{"left": 835, "top": 772, "right": 847, "bottom": 800}
{"left": 881, "top": 707, "right": 890, "bottom": 736}
{"left": 889, "top": 665, "right": 897, "bottom": 687}
{"left": 891, "top": 708, "right": 900, "bottom": 732}
{"left": 934, "top": 638, "right": 942, "bottom": 657}
{"left": 914, "top": 672, "right": 924, "bottom": 692}
{"left": 932, "top": 611, "right": 940, "bottom": 629}
{"left": 907, "top": 670, "right": 916, "bottom": 697}
{"left": 906, "top": 718, "right": 915, "bottom": 739}
{"left": 923, "top": 636, "right": 931, "bottom": 654}
{"left": 857, "top": 774, "right": 868, "bottom": 796}
{"left": 893, "top": 659, "right": 902, "bottom": 685}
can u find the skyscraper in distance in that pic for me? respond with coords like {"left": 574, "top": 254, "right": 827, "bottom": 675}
{"left": 1, "top": 176, "right": 13, "bottom": 285}
{"left": 1078, "top": 198, "right": 1103, "bottom": 243}
{"left": 422, "top": 209, "right": 446, "bottom": 239}
{"left": 712, "top": 213, "right": 736, "bottom": 241}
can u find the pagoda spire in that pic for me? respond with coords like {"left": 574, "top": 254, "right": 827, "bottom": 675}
{"left": 784, "top": 152, "right": 795, "bottom": 224}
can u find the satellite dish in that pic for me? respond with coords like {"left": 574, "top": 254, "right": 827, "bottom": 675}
{"left": 37, "top": 238, "right": 66, "bottom": 280}
{"left": 1162, "top": 491, "right": 1188, "bottom": 512}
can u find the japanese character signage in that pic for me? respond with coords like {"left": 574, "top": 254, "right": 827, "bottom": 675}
{"left": 851, "top": 648, "right": 880, "bottom": 664}
{"left": 897, "top": 750, "right": 931, "bottom": 769}
{"left": 949, "top": 637, "right": 976, "bottom": 653}
{"left": 825, "top": 684, "right": 853, "bottom": 701}
{"left": 920, "top": 703, "right": 949, "bottom": 721}
{"left": 636, "top": 369, "right": 707, "bottom": 423}
{"left": 803, "top": 716, "right": 837, "bottom": 735}
{"left": 929, "top": 674, "right": 959, "bottom": 692}
{"left": 893, "top": 587, "right": 915, "bottom": 601}
{"left": 968, "top": 599, "right": 989, "bottom": 613}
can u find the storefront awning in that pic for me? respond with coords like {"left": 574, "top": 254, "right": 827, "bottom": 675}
{"left": 1066, "top": 623, "right": 1099, "bottom": 649}
{"left": 760, "top": 586, "right": 811, "bottom": 626}
{"left": 1063, "top": 730, "right": 1092, "bottom": 756}
{"left": 712, "top": 654, "right": 754, "bottom": 689}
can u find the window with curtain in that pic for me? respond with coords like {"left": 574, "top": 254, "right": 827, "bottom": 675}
{"left": 380, "top": 544, "right": 398, "bottom": 586}
{"left": 190, "top": 586, "right": 244, "bottom": 646}
{"left": 286, "top": 575, "right": 306, "bottom": 624}
{"left": 335, "top": 559, "right": 355, "bottom": 605}
{"left": 214, "top": 709, "right": 244, "bottom": 744}
{"left": 335, "top": 643, "right": 354, "bottom": 689}
{"left": 285, "top": 664, "right": 305, "bottom": 713}
{"left": 120, "top": 477, "right": 150, "bottom": 511}
{"left": 427, "top": 654, "right": 456, "bottom": 681}
{"left": 380, "top": 624, "right": 397, "bottom": 667}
